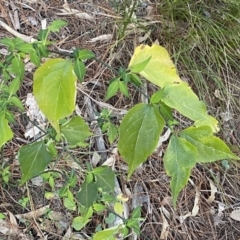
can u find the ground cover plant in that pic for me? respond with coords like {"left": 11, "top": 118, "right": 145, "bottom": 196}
{"left": 0, "top": 0, "right": 240, "bottom": 239}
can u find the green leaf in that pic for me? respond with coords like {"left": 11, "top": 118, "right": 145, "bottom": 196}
{"left": 73, "top": 60, "right": 86, "bottom": 82}
{"left": 107, "top": 123, "right": 118, "bottom": 144}
{"left": 129, "top": 56, "right": 151, "bottom": 73}
{"left": 72, "top": 216, "right": 90, "bottom": 231}
{"left": 46, "top": 140, "right": 58, "bottom": 158}
{"left": 30, "top": 50, "right": 41, "bottom": 67}
{"left": 159, "top": 102, "right": 174, "bottom": 122}
{"left": 93, "top": 225, "right": 120, "bottom": 240}
{"left": 60, "top": 116, "right": 92, "bottom": 146}
{"left": 8, "top": 96, "right": 24, "bottom": 110}
{"left": 180, "top": 126, "right": 239, "bottom": 162}
{"left": 163, "top": 135, "right": 197, "bottom": 207}
{"left": 76, "top": 181, "right": 98, "bottom": 208}
{"left": 0, "top": 38, "right": 15, "bottom": 50}
{"left": 12, "top": 56, "right": 24, "bottom": 80}
{"left": 159, "top": 82, "right": 219, "bottom": 132}
{"left": 114, "top": 202, "right": 123, "bottom": 216}
{"left": 150, "top": 90, "right": 162, "bottom": 104}
{"left": 118, "top": 103, "right": 165, "bottom": 178}
{"left": 77, "top": 49, "right": 95, "bottom": 60}
{"left": 92, "top": 166, "right": 115, "bottom": 192}
{"left": 64, "top": 190, "right": 76, "bottom": 211}
{"left": 105, "top": 80, "right": 119, "bottom": 101}
{"left": 129, "top": 73, "right": 142, "bottom": 86}
{"left": 37, "top": 29, "right": 48, "bottom": 42}
{"left": 33, "top": 59, "right": 77, "bottom": 133}
{"left": 15, "top": 42, "right": 33, "bottom": 53}
{"left": 93, "top": 203, "right": 106, "bottom": 212}
{"left": 118, "top": 81, "right": 130, "bottom": 98}
{"left": 131, "top": 206, "right": 141, "bottom": 219}
{"left": 8, "top": 77, "right": 20, "bottom": 96}
{"left": 48, "top": 20, "right": 67, "bottom": 32}
{"left": 128, "top": 44, "right": 181, "bottom": 88}
{"left": 0, "top": 112, "right": 13, "bottom": 148}
{"left": 18, "top": 141, "right": 53, "bottom": 184}
{"left": 105, "top": 213, "right": 116, "bottom": 224}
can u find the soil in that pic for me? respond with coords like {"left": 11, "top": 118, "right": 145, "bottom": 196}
{"left": 0, "top": 0, "right": 240, "bottom": 239}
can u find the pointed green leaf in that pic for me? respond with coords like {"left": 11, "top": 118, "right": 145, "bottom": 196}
{"left": 48, "top": 20, "right": 67, "bottom": 32}
{"left": 15, "top": 42, "right": 34, "bottom": 53}
{"left": 12, "top": 56, "right": 24, "bottom": 80}
{"left": 8, "top": 77, "right": 20, "bottom": 96}
{"left": 92, "top": 166, "right": 115, "bottom": 192}
{"left": 114, "top": 202, "right": 123, "bottom": 216}
{"left": 129, "top": 56, "right": 151, "bottom": 73}
{"left": 18, "top": 141, "right": 53, "bottom": 184}
{"left": 0, "top": 38, "right": 15, "bottom": 50}
{"left": 129, "top": 73, "right": 142, "bottom": 86}
{"left": 0, "top": 112, "right": 13, "bottom": 148}
{"left": 73, "top": 60, "right": 86, "bottom": 82}
{"left": 128, "top": 44, "right": 181, "bottom": 88}
{"left": 8, "top": 96, "right": 24, "bottom": 110}
{"left": 163, "top": 135, "right": 197, "bottom": 207}
{"left": 118, "top": 81, "right": 130, "bottom": 98}
{"left": 180, "top": 126, "right": 239, "bottom": 162}
{"left": 60, "top": 116, "right": 92, "bottom": 146}
{"left": 76, "top": 181, "right": 98, "bottom": 208}
{"left": 107, "top": 123, "right": 118, "bottom": 144}
{"left": 33, "top": 59, "right": 77, "bottom": 133}
{"left": 93, "top": 226, "right": 120, "bottom": 240}
{"left": 77, "top": 49, "right": 95, "bottom": 60}
{"left": 30, "top": 50, "right": 41, "bottom": 67}
{"left": 159, "top": 82, "right": 219, "bottom": 132}
{"left": 72, "top": 216, "right": 90, "bottom": 231}
{"left": 118, "top": 103, "right": 165, "bottom": 178}
{"left": 105, "top": 80, "right": 119, "bottom": 101}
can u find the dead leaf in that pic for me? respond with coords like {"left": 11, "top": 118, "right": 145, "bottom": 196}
{"left": 15, "top": 205, "right": 50, "bottom": 220}
{"left": 207, "top": 178, "right": 217, "bottom": 203}
{"left": 160, "top": 207, "right": 169, "bottom": 239}
{"left": 230, "top": 209, "right": 240, "bottom": 221}
{"left": 57, "top": 1, "right": 94, "bottom": 21}
{"left": 88, "top": 34, "right": 113, "bottom": 43}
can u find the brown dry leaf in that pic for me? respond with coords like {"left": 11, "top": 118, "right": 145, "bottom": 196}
{"left": 57, "top": 0, "right": 94, "bottom": 21}
{"left": 88, "top": 34, "right": 113, "bottom": 43}
{"left": 207, "top": 178, "right": 218, "bottom": 203}
{"left": 191, "top": 186, "right": 200, "bottom": 216}
{"left": 15, "top": 205, "right": 50, "bottom": 220}
{"left": 160, "top": 207, "right": 169, "bottom": 239}
{"left": 230, "top": 209, "right": 240, "bottom": 221}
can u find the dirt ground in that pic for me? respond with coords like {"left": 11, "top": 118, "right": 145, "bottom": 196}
{"left": 0, "top": 0, "right": 240, "bottom": 239}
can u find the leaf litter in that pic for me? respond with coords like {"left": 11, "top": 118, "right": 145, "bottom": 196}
{"left": 0, "top": 0, "right": 240, "bottom": 239}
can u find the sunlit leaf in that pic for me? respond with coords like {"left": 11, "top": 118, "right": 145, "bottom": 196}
{"left": 159, "top": 82, "right": 219, "bottom": 132}
{"left": 18, "top": 141, "right": 52, "bottom": 184}
{"left": 180, "top": 126, "right": 239, "bottom": 162}
{"left": 128, "top": 44, "right": 181, "bottom": 88}
{"left": 72, "top": 216, "right": 90, "bottom": 231}
{"left": 130, "top": 56, "right": 151, "bottom": 73}
{"left": 33, "top": 59, "right": 77, "bottom": 133}
{"left": 118, "top": 103, "right": 165, "bottom": 178}
{"left": 60, "top": 116, "right": 92, "bottom": 146}
{"left": 163, "top": 135, "right": 197, "bottom": 207}
{"left": 93, "top": 225, "right": 120, "bottom": 240}
{"left": 0, "top": 112, "right": 13, "bottom": 148}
